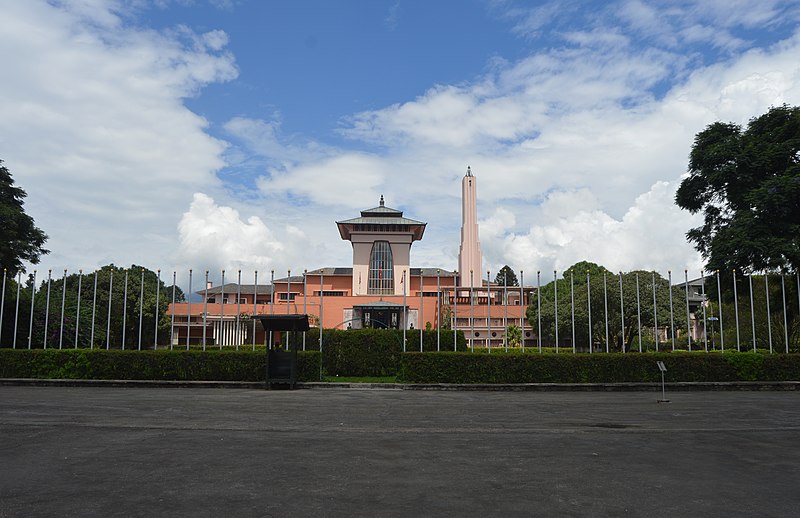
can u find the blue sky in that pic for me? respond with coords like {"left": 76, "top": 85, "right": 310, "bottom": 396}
{"left": 3, "top": 0, "right": 800, "bottom": 284}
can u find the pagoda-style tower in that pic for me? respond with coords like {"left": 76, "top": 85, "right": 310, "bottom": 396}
{"left": 458, "top": 166, "right": 482, "bottom": 287}
{"left": 336, "top": 196, "right": 426, "bottom": 295}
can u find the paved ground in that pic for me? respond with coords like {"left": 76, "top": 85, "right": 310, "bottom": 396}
{"left": 1, "top": 387, "right": 799, "bottom": 517}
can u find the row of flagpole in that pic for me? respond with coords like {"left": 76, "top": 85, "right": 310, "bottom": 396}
{"left": 1, "top": 267, "right": 799, "bottom": 353}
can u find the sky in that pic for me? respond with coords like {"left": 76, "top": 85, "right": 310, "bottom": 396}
{"left": 3, "top": 0, "right": 800, "bottom": 288}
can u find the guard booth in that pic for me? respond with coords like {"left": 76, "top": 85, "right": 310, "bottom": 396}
{"left": 256, "top": 314, "right": 310, "bottom": 390}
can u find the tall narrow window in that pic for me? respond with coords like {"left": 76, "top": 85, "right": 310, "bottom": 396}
{"left": 368, "top": 240, "right": 394, "bottom": 294}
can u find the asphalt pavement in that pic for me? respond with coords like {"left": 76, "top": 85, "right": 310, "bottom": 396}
{"left": 1, "top": 386, "right": 799, "bottom": 517}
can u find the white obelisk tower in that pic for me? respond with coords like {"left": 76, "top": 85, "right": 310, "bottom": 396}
{"left": 458, "top": 166, "right": 482, "bottom": 287}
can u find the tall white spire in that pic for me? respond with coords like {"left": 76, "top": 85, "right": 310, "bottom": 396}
{"left": 458, "top": 166, "right": 482, "bottom": 287}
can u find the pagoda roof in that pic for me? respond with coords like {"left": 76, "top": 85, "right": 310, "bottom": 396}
{"left": 336, "top": 195, "right": 426, "bottom": 241}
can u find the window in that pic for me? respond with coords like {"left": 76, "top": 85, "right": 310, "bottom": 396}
{"left": 278, "top": 293, "right": 297, "bottom": 301}
{"left": 368, "top": 240, "right": 394, "bottom": 295}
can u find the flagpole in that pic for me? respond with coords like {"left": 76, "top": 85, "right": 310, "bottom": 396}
{"left": 59, "top": 269, "right": 67, "bottom": 349}
{"left": 554, "top": 270, "right": 558, "bottom": 354}
{"left": 403, "top": 269, "right": 407, "bottom": 352}
{"left": 107, "top": 270, "right": 113, "bottom": 350}
{"left": 253, "top": 271, "right": 258, "bottom": 351}
{"left": 303, "top": 269, "right": 307, "bottom": 351}
{"left": 419, "top": 270, "right": 423, "bottom": 352}
{"left": 436, "top": 269, "right": 440, "bottom": 352}
{"left": 668, "top": 271, "right": 675, "bottom": 351}
{"left": 138, "top": 268, "right": 144, "bottom": 351}
{"left": 220, "top": 270, "right": 226, "bottom": 349}
{"left": 716, "top": 270, "right": 724, "bottom": 352}
{"left": 470, "top": 270, "right": 474, "bottom": 352}
{"left": 203, "top": 271, "right": 208, "bottom": 350}
{"left": 44, "top": 270, "right": 51, "bottom": 349}
{"left": 453, "top": 270, "right": 457, "bottom": 351}
{"left": 487, "top": 270, "right": 491, "bottom": 353}
{"left": 154, "top": 269, "right": 160, "bottom": 350}
{"left": 75, "top": 270, "right": 82, "bottom": 348}
{"left": 28, "top": 270, "right": 37, "bottom": 350}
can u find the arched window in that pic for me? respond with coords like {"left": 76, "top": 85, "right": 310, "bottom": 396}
{"left": 368, "top": 241, "right": 393, "bottom": 294}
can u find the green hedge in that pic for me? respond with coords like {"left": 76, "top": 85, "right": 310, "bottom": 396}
{"left": 0, "top": 349, "right": 321, "bottom": 382}
{"left": 397, "top": 351, "right": 800, "bottom": 383}
{"left": 303, "top": 328, "right": 467, "bottom": 377}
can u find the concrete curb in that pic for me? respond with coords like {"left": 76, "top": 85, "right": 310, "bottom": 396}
{"left": 2, "top": 378, "right": 799, "bottom": 391}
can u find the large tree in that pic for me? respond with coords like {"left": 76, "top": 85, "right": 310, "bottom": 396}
{"left": 675, "top": 105, "right": 800, "bottom": 273}
{"left": 0, "top": 160, "right": 48, "bottom": 275}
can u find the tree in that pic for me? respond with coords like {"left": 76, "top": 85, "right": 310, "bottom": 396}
{"left": 675, "top": 105, "right": 800, "bottom": 273}
{"left": 494, "top": 265, "right": 519, "bottom": 287}
{"left": 0, "top": 160, "right": 48, "bottom": 275}
{"left": 527, "top": 261, "right": 688, "bottom": 352}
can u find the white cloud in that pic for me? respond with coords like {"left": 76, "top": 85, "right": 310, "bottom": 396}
{"left": 0, "top": 1, "right": 236, "bottom": 272}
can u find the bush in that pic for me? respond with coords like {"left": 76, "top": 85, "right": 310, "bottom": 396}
{"left": 0, "top": 349, "right": 321, "bottom": 382}
{"left": 303, "top": 328, "right": 467, "bottom": 376}
{"left": 397, "top": 351, "right": 800, "bottom": 384}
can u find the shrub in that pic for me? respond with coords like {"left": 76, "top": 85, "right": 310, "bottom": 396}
{"left": 0, "top": 349, "right": 321, "bottom": 382}
{"left": 397, "top": 351, "right": 800, "bottom": 384}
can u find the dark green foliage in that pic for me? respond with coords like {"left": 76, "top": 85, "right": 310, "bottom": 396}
{"left": 0, "top": 349, "right": 321, "bottom": 381}
{"left": 303, "top": 328, "right": 467, "bottom": 376}
{"left": 0, "top": 160, "right": 48, "bottom": 276}
{"left": 397, "top": 351, "right": 800, "bottom": 383}
{"left": 528, "top": 262, "right": 688, "bottom": 352}
{"left": 495, "top": 265, "right": 519, "bottom": 287}
{"left": 675, "top": 105, "right": 800, "bottom": 272}
{"left": 0, "top": 264, "right": 185, "bottom": 349}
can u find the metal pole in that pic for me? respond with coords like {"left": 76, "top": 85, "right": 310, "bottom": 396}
{"left": 169, "top": 272, "right": 175, "bottom": 350}
{"left": 522, "top": 269, "right": 527, "bottom": 353}
{"left": 269, "top": 270, "right": 274, "bottom": 349}
{"left": 184, "top": 269, "right": 189, "bottom": 350}
{"left": 716, "top": 270, "right": 724, "bottom": 352}
{"left": 437, "top": 269, "right": 441, "bottom": 352}
{"left": 733, "top": 270, "right": 741, "bottom": 351}
{"left": 59, "top": 269, "right": 67, "bottom": 349}
{"left": 537, "top": 270, "right": 542, "bottom": 353}
{"left": 221, "top": 270, "right": 226, "bottom": 349}
{"left": 749, "top": 273, "right": 756, "bottom": 352}
{"left": 701, "top": 270, "right": 707, "bottom": 352}
{"left": 319, "top": 271, "right": 324, "bottom": 353}
{"left": 75, "top": 270, "right": 83, "bottom": 349}
{"left": 123, "top": 269, "right": 129, "bottom": 350}
{"left": 685, "top": 270, "right": 692, "bottom": 351}
{"left": 619, "top": 272, "right": 625, "bottom": 353}
{"left": 203, "top": 271, "right": 208, "bottom": 350}
{"left": 781, "top": 274, "right": 789, "bottom": 354}
{"left": 504, "top": 271, "right": 508, "bottom": 352}
{"left": 91, "top": 271, "right": 97, "bottom": 349}
{"left": 138, "top": 269, "right": 144, "bottom": 351}
{"left": 453, "top": 270, "right": 457, "bottom": 351}
{"left": 636, "top": 272, "right": 642, "bottom": 352}
{"left": 603, "top": 271, "right": 609, "bottom": 353}
{"left": 570, "top": 271, "right": 575, "bottom": 354}
{"left": 236, "top": 270, "right": 242, "bottom": 351}
{"left": 0, "top": 269, "right": 5, "bottom": 345}
{"left": 652, "top": 272, "right": 658, "bottom": 352}
{"left": 420, "top": 270, "right": 423, "bottom": 352}
{"left": 765, "top": 274, "right": 772, "bottom": 353}
{"left": 58, "top": 269, "right": 67, "bottom": 349}
{"left": 554, "top": 270, "right": 559, "bottom": 353}
{"left": 470, "top": 270, "right": 474, "bottom": 352}
{"left": 13, "top": 272, "right": 22, "bottom": 349}
{"left": 403, "top": 269, "right": 407, "bottom": 352}
{"left": 106, "top": 270, "right": 113, "bottom": 350}
{"left": 253, "top": 270, "right": 258, "bottom": 351}
{"left": 587, "top": 271, "right": 592, "bottom": 353}
{"left": 154, "top": 269, "right": 161, "bottom": 350}
{"left": 286, "top": 270, "right": 290, "bottom": 350}
{"left": 44, "top": 270, "right": 51, "bottom": 349}
{"left": 668, "top": 271, "right": 675, "bottom": 351}
{"left": 303, "top": 270, "right": 307, "bottom": 351}
{"left": 27, "top": 270, "right": 36, "bottom": 350}
{"left": 487, "top": 270, "right": 491, "bottom": 353}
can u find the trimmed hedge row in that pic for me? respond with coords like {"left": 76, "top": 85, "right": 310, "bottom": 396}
{"left": 397, "top": 351, "right": 800, "bottom": 383}
{"left": 0, "top": 349, "right": 321, "bottom": 382}
{"left": 304, "top": 328, "right": 468, "bottom": 377}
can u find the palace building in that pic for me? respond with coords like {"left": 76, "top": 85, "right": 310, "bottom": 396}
{"left": 169, "top": 168, "right": 536, "bottom": 348}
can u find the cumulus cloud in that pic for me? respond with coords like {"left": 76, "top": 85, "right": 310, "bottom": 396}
{"left": 0, "top": 1, "right": 236, "bottom": 272}
{"left": 176, "top": 193, "right": 301, "bottom": 274}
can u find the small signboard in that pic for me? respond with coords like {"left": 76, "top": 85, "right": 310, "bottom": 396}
{"left": 656, "top": 361, "right": 669, "bottom": 403}
{"left": 656, "top": 361, "right": 667, "bottom": 372}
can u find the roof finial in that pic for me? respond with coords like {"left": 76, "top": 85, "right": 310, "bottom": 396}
{"left": 380, "top": 194, "right": 385, "bottom": 206}
{"left": 466, "top": 166, "right": 472, "bottom": 177}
